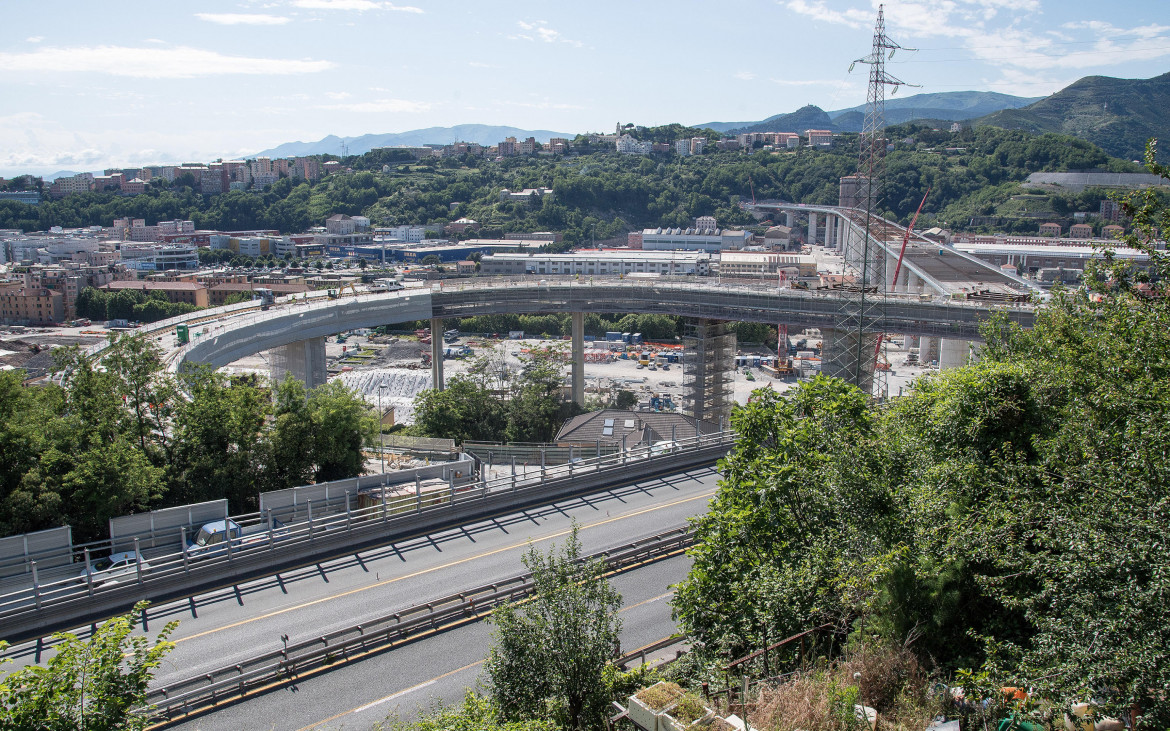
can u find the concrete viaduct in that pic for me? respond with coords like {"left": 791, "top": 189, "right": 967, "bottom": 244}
{"left": 173, "top": 277, "right": 1035, "bottom": 405}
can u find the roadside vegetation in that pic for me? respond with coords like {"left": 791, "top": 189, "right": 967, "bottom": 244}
{"left": 0, "top": 335, "right": 375, "bottom": 541}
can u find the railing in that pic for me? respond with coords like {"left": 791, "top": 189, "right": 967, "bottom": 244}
{"left": 141, "top": 527, "right": 694, "bottom": 724}
{"left": 0, "top": 429, "right": 734, "bottom": 643}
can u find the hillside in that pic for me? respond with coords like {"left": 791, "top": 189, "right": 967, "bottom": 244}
{"left": 729, "top": 105, "right": 837, "bottom": 135}
{"left": 253, "top": 124, "right": 574, "bottom": 158}
{"left": 975, "top": 72, "right": 1170, "bottom": 161}
{"left": 700, "top": 91, "right": 1038, "bottom": 133}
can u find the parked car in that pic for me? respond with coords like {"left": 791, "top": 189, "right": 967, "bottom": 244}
{"left": 79, "top": 551, "right": 151, "bottom": 586}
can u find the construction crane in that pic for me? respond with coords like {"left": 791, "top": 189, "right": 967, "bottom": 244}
{"left": 873, "top": 187, "right": 930, "bottom": 368}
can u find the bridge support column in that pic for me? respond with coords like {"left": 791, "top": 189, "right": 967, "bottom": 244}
{"left": 271, "top": 336, "right": 327, "bottom": 389}
{"left": 807, "top": 212, "right": 818, "bottom": 245}
{"left": 939, "top": 338, "right": 969, "bottom": 370}
{"left": 821, "top": 327, "right": 877, "bottom": 393}
{"left": 897, "top": 263, "right": 911, "bottom": 293}
{"left": 885, "top": 254, "right": 899, "bottom": 290}
{"left": 919, "top": 336, "right": 938, "bottom": 365}
{"left": 430, "top": 317, "right": 444, "bottom": 391}
{"left": 907, "top": 270, "right": 923, "bottom": 295}
{"left": 824, "top": 216, "right": 836, "bottom": 249}
{"left": 571, "top": 311, "right": 585, "bottom": 407}
{"left": 785, "top": 211, "right": 793, "bottom": 228}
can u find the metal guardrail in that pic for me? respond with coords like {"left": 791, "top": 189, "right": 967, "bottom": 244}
{"left": 0, "top": 430, "right": 733, "bottom": 643}
{"left": 142, "top": 527, "right": 694, "bottom": 723}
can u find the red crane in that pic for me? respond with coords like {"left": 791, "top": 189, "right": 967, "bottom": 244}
{"left": 873, "top": 188, "right": 931, "bottom": 369}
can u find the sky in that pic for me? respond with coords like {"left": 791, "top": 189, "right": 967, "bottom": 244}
{"left": 1, "top": 0, "right": 1168, "bottom": 176}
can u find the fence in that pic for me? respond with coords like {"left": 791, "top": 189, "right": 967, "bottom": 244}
{"left": 0, "top": 429, "right": 734, "bottom": 643}
{"left": 463, "top": 441, "right": 619, "bottom": 466}
{"left": 109, "top": 500, "right": 229, "bottom": 554}
{"left": 0, "top": 527, "right": 73, "bottom": 580}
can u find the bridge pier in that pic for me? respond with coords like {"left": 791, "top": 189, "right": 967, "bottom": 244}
{"left": 683, "top": 319, "right": 735, "bottom": 426}
{"left": 571, "top": 311, "right": 585, "bottom": 407}
{"left": 807, "top": 212, "right": 818, "bottom": 245}
{"left": 919, "top": 336, "right": 938, "bottom": 365}
{"left": 430, "top": 317, "right": 444, "bottom": 391}
{"left": 821, "top": 327, "right": 877, "bottom": 393}
{"left": 785, "top": 211, "right": 793, "bottom": 228}
{"left": 271, "top": 336, "right": 327, "bottom": 389}
{"left": 939, "top": 338, "right": 969, "bottom": 370}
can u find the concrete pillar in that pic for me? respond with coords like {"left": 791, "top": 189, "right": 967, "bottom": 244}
{"left": 919, "top": 336, "right": 938, "bottom": 365}
{"left": 271, "top": 336, "right": 326, "bottom": 388}
{"left": 807, "top": 212, "right": 818, "bottom": 245}
{"left": 939, "top": 338, "right": 969, "bottom": 370}
{"left": 571, "top": 311, "right": 585, "bottom": 407}
{"left": 896, "top": 263, "right": 911, "bottom": 293}
{"left": 785, "top": 211, "right": 793, "bottom": 228}
{"left": 885, "top": 254, "right": 899, "bottom": 290}
{"left": 824, "top": 216, "right": 835, "bottom": 249}
{"left": 907, "top": 271, "right": 923, "bottom": 295}
{"left": 821, "top": 327, "right": 877, "bottom": 393}
{"left": 430, "top": 317, "right": 444, "bottom": 391}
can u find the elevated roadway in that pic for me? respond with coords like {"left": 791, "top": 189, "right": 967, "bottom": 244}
{"left": 165, "top": 276, "right": 1034, "bottom": 394}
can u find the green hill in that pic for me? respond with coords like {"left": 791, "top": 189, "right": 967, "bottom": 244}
{"left": 975, "top": 72, "right": 1170, "bottom": 161}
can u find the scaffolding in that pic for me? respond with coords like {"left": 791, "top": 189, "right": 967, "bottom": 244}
{"left": 682, "top": 319, "right": 735, "bottom": 426}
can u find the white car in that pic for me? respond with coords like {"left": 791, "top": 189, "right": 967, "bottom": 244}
{"left": 79, "top": 551, "right": 151, "bottom": 586}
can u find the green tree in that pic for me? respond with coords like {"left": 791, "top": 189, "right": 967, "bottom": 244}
{"left": 505, "top": 350, "right": 568, "bottom": 443}
{"left": 411, "top": 377, "right": 506, "bottom": 444}
{"left": 0, "top": 602, "right": 177, "bottom": 731}
{"left": 305, "top": 380, "right": 377, "bottom": 482}
{"left": 375, "top": 691, "right": 554, "bottom": 731}
{"left": 486, "top": 526, "right": 622, "bottom": 730}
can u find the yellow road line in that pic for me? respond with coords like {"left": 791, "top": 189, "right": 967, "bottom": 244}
{"left": 174, "top": 490, "right": 713, "bottom": 645}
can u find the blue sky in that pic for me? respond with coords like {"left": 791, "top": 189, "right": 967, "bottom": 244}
{"left": 1, "top": 0, "right": 1168, "bottom": 175}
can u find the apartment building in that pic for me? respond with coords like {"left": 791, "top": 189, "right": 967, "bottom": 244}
{"left": 0, "top": 285, "right": 65, "bottom": 325}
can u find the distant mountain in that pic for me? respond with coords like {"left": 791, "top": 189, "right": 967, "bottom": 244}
{"left": 729, "top": 105, "right": 836, "bottom": 135}
{"left": 828, "top": 91, "right": 1041, "bottom": 120}
{"left": 44, "top": 170, "right": 83, "bottom": 182}
{"left": 696, "top": 91, "right": 1039, "bottom": 135}
{"left": 974, "top": 72, "right": 1170, "bottom": 161}
{"left": 252, "top": 124, "right": 574, "bottom": 158}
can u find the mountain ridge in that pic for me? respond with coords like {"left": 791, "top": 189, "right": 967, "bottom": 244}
{"left": 252, "top": 124, "right": 574, "bottom": 158}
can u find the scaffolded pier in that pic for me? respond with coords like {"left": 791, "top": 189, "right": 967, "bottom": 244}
{"left": 682, "top": 319, "right": 735, "bottom": 426}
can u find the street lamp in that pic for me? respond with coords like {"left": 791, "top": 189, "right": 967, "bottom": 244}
{"left": 377, "top": 379, "right": 388, "bottom": 474}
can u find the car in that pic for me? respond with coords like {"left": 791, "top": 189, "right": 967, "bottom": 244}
{"left": 79, "top": 551, "right": 151, "bottom": 586}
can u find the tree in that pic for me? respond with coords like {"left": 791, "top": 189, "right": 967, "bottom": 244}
{"left": 614, "top": 389, "right": 638, "bottom": 410}
{"left": 421, "top": 254, "right": 442, "bottom": 267}
{"left": 0, "top": 601, "right": 177, "bottom": 731}
{"left": 411, "top": 377, "right": 506, "bottom": 444}
{"left": 486, "top": 525, "right": 622, "bottom": 730}
{"left": 305, "top": 380, "right": 377, "bottom": 482}
{"left": 504, "top": 350, "right": 568, "bottom": 443}
{"left": 375, "top": 691, "right": 554, "bottom": 731}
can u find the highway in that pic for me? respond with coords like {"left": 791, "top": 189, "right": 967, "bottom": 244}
{"left": 2, "top": 465, "right": 718, "bottom": 729}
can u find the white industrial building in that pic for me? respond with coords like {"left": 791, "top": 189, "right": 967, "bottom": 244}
{"left": 639, "top": 226, "right": 752, "bottom": 253}
{"left": 480, "top": 250, "right": 711, "bottom": 277}
{"left": 717, "top": 251, "right": 817, "bottom": 278}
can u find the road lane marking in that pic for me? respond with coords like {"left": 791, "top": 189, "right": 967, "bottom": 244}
{"left": 173, "top": 489, "right": 714, "bottom": 645}
{"left": 297, "top": 588, "right": 681, "bottom": 728}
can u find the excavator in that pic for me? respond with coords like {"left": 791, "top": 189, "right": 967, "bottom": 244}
{"left": 327, "top": 282, "right": 358, "bottom": 299}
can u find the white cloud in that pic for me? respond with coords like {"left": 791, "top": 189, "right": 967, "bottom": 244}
{"left": 195, "top": 13, "right": 292, "bottom": 25}
{"left": 782, "top": 0, "right": 873, "bottom": 29}
{"left": 26, "top": 36, "right": 44, "bottom": 43}
{"left": 319, "top": 98, "right": 430, "bottom": 112}
{"left": 734, "top": 71, "right": 756, "bottom": 81}
{"left": 325, "top": 91, "right": 352, "bottom": 99}
{"left": 0, "top": 46, "right": 334, "bottom": 78}
{"left": 513, "top": 20, "right": 582, "bottom": 47}
{"left": 291, "top": 0, "right": 423, "bottom": 11}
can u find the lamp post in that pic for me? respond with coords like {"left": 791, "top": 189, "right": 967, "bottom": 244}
{"left": 377, "top": 379, "right": 387, "bottom": 474}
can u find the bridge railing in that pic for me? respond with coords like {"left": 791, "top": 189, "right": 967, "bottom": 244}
{"left": 0, "top": 428, "right": 734, "bottom": 643}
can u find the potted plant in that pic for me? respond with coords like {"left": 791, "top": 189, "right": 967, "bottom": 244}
{"left": 629, "top": 681, "right": 687, "bottom": 731}
{"left": 661, "top": 693, "right": 716, "bottom": 730}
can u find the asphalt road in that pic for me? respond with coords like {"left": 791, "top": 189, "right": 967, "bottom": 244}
{"left": 3, "top": 465, "right": 718, "bottom": 726}
{"left": 169, "top": 553, "right": 692, "bottom": 731}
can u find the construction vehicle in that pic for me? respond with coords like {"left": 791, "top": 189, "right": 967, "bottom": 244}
{"left": 326, "top": 283, "right": 358, "bottom": 299}
{"left": 254, "top": 287, "right": 275, "bottom": 310}
{"left": 176, "top": 324, "right": 190, "bottom": 345}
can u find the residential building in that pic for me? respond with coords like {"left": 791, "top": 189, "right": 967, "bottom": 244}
{"left": 480, "top": 250, "right": 710, "bottom": 277}
{"left": 615, "top": 135, "right": 653, "bottom": 155}
{"left": 49, "top": 173, "right": 95, "bottom": 199}
{"left": 1102, "top": 224, "right": 1125, "bottom": 238}
{"left": 100, "top": 280, "right": 209, "bottom": 307}
{"left": 1100, "top": 199, "right": 1124, "bottom": 222}
{"left": 675, "top": 137, "right": 706, "bottom": 156}
{"left": 0, "top": 286, "right": 65, "bottom": 325}
{"left": 555, "top": 409, "right": 719, "bottom": 449}
{"left": 518, "top": 137, "right": 537, "bottom": 155}
{"left": 805, "top": 129, "right": 833, "bottom": 147}
{"left": 445, "top": 218, "right": 480, "bottom": 235}
{"left": 326, "top": 214, "right": 358, "bottom": 236}
{"left": 1039, "top": 222, "right": 1062, "bottom": 236}
{"left": 498, "top": 137, "right": 520, "bottom": 156}
{"left": 1069, "top": 223, "right": 1093, "bottom": 238}
{"left": 547, "top": 138, "right": 570, "bottom": 155}
{"left": 500, "top": 188, "right": 555, "bottom": 202}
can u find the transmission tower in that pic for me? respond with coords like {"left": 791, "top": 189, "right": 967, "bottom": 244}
{"left": 825, "top": 4, "right": 915, "bottom": 397}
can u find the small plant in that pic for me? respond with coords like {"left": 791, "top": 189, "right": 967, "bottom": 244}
{"left": 636, "top": 681, "right": 687, "bottom": 711}
{"left": 669, "top": 695, "right": 709, "bottom": 724}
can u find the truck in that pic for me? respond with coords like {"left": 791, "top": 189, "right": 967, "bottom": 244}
{"left": 254, "top": 287, "right": 275, "bottom": 310}
{"left": 184, "top": 518, "right": 285, "bottom": 559}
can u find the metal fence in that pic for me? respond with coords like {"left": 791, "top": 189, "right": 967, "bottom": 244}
{"left": 0, "top": 429, "right": 734, "bottom": 643}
